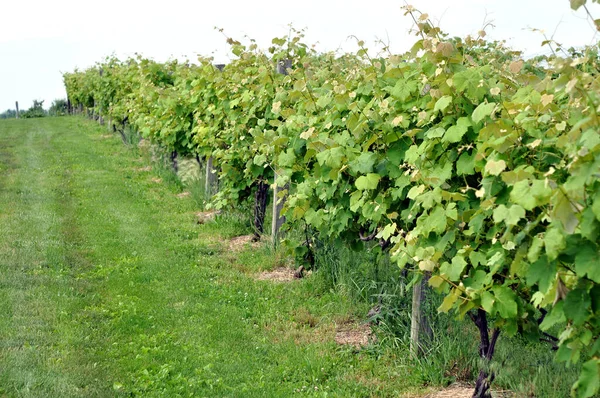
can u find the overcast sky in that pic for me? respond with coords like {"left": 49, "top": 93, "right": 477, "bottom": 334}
{"left": 1, "top": 0, "right": 598, "bottom": 112}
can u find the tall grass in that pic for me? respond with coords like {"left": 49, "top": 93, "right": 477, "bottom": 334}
{"left": 307, "top": 239, "right": 580, "bottom": 396}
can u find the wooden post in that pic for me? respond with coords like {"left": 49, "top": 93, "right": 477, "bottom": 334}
{"left": 271, "top": 172, "right": 288, "bottom": 244}
{"left": 271, "top": 59, "right": 292, "bottom": 245}
{"left": 15, "top": 101, "right": 19, "bottom": 119}
{"left": 410, "top": 273, "right": 432, "bottom": 358}
{"left": 170, "top": 151, "right": 178, "bottom": 173}
{"left": 201, "top": 63, "right": 225, "bottom": 198}
{"left": 98, "top": 68, "right": 104, "bottom": 124}
{"left": 276, "top": 59, "right": 292, "bottom": 75}
{"left": 205, "top": 156, "right": 217, "bottom": 196}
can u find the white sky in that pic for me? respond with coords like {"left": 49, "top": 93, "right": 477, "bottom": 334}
{"left": 1, "top": 0, "right": 598, "bottom": 112}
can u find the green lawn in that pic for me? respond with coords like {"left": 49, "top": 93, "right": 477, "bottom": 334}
{"left": 0, "top": 117, "right": 426, "bottom": 397}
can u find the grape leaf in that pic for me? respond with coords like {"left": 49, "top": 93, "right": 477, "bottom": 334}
{"left": 440, "top": 255, "right": 467, "bottom": 281}
{"left": 349, "top": 152, "right": 377, "bottom": 174}
{"left": 434, "top": 95, "right": 453, "bottom": 113}
{"left": 485, "top": 159, "right": 507, "bottom": 176}
{"left": 572, "top": 359, "right": 600, "bottom": 398}
{"left": 575, "top": 244, "right": 600, "bottom": 283}
{"left": 545, "top": 226, "right": 566, "bottom": 261}
{"left": 456, "top": 151, "right": 475, "bottom": 175}
{"left": 443, "top": 117, "right": 471, "bottom": 143}
{"left": 564, "top": 288, "right": 591, "bottom": 326}
{"left": 481, "top": 291, "right": 495, "bottom": 314}
{"left": 472, "top": 102, "right": 497, "bottom": 123}
{"left": 493, "top": 204, "right": 525, "bottom": 226}
{"left": 510, "top": 179, "right": 552, "bottom": 210}
{"left": 355, "top": 173, "right": 381, "bottom": 190}
{"left": 526, "top": 257, "right": 556, "bottom": 292}
{"left": 277, "top": 148, "right": 296, "bottom": 167}
{"left": 492, "top": 286, "right": 518, "bottom": 318}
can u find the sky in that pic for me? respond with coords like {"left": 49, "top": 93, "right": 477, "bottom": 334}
{"left": 1, "top": 0, "right": 598, "bottom": 112}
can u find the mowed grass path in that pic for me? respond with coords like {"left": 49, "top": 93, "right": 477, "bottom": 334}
{"left": 0, "top": 117, "right": 421, "bottom": 397}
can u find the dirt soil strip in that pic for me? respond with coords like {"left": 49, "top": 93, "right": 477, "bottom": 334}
{"left": 256, "top": 267, "right": 296, "bottom": 282}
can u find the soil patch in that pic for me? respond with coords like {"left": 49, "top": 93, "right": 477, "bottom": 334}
{"left": 135, "top": 166, "right": 152, "bottom": 172}
{"left": 228, "top": 234, "right": 261, "bottom": 251}
{"left": 151, "top": 177, "right": 162, "bottom": 184}
{"left": 424, "top": 384, "right": 513, "bottom": 398}
{"left": 176, "top": 191, "right": 191, "bottom": 198}
{"left": 424, "top": 385, "right": 473, "bottom": 398}
{"left": 196, "top": 210, "right": 220, "bottom": 224}
{"left": 334, "top": 323, "right": 374, "bottom": 348}
{"left": 256, "top": 267, "right": 296, "bottom": 282}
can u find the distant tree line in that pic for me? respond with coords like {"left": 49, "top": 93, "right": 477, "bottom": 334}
{"left": 0, "top": 99, "right": 68, "bottom": 119}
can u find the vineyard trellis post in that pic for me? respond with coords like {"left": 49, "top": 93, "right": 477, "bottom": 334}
{"left": 203, "top": 63, "right": 225, "bottom": 198}
{"left": 410, "top": 273, "right": 432, "bottom": 358}
{"left": 205, "top": 156, "right": 217, "bottom": 196}
{"left": 271, "top": 59, "right": 292, "bottom": 245}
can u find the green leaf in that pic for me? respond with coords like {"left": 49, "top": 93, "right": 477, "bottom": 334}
{"left": 511, "top": 180, "right": 536, "bottom": 210}
{"left": 355, "top": 173, "right": 381, "bottom": 190}
{"left": 453, "top": 69, "right": 486, "bottom": 100}
{"left": 526, "top": 257, "right": 555, "bottom": 293}
{"left": 316, "top": 147, "right": 344, "bottom": 168}
{"left": 485, "top": 159, "right": 506, "bottom": 176}
{"left": 378, "top": 223, "right": 397, "bottom": 240}
{"left": 481, "top": 291, "right": 495, "bottom": 313}
{"left": 446, "top": 203, "right": 458, "bottom": 220}
{"left": 456, "top": 151, "right": 475, "bottom": 175}
{"left": 540, "top": 301, "right": 566, "bottom": 330}
{"left": 572, "top": 359, "right": 600, "bottom": 398}
{"left": 463, "top": 270, "right": 490, "bottom": 290}
{"left": 438, "top": 290, "right": 459, "bottom": 312}
{"left": 440, "top": 255, "right": 467, "bottom": 281}
{"left": 510, "top": 179, "right": 552, "bottom": 211}
{"left": 426, "top": 206, "right": 447, "bottom": 234}
{"left": 564, "top": 288, "right": 591, "bottom": 326}
{"left": 472, "top": 102, "right": 497, "bottom": 123}
{"left": 545, "top": 226, "right": 566, "bottom": 261}
{"left": 304, "top": 208, "right": 324, "bottom": 228}
{"left": 434, "top": 95, "right": 453, "bottom": 113}
{"left": 407, "top": 185, "right": 425, "bottom": 200}
{"left": 388, "top": 79, "right": 418, "bottom": 102}
{"left": 492, "top": 286, "right": 518, "bottom": 318}
{"left": 553, "top": 191, "right": 580, "bottom": 234}
{"left": 349, "top": 152, "right": 377, "bottom": 174}
{"left": 429, "top": 275, "right": 445, "bottom": 288}
{"left": 443, "top": 117, "right": 471, "bottom": 143}
{"left": 493, "top": 204, "right": 525, "bottom": 226}
{"left": 592, "top": 190, "right": 600, "bottom": 221}
{"left": 253, "top": 154, "right": 267, "bottom": 166}
{"left": 469, "top": 251, "right": 487, "bottom": 267}
{"left": 570, "top": 0, "right": 586, "bottom": 10}
{"left": 426, "top": 127, "right": 445, "bottom": 139}
{"left": 316, "top": 95, "right": 332, "bottom": 108}
{"left": 576, "top": 244, "right": 600, "bottom": 283}
{"left": 527, "top": 236, "right": 544, "bottom": 262}
{"left": 277, "top": 148, "right": 296, "bottom": 168}
{"left": 580, "top": 208, "right": 600, "bottom": 241}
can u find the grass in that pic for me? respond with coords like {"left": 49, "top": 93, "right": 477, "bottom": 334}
{"left": 0, "top": 116, "right": 580, "bottom": 397}
{"left": 0, "top": 117, "right": 426, "bottom": 397}
{"left": 294, "top": 227, "right": 582, "bottom": 396}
